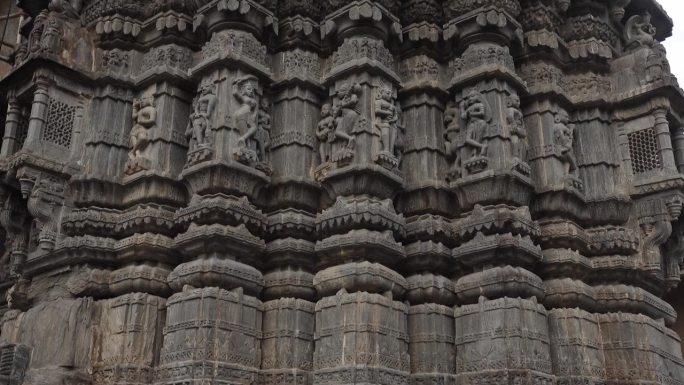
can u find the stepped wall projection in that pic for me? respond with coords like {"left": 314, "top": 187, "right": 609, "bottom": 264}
{"left": 2, "top": 0, "right": 684, "bottom": 384}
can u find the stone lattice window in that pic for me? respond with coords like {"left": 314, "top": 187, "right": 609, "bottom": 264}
{"left": 628, "top": 127, "right": 661, "bottom": 174}
{"left": 42, "top": 98, "right": 77, "bottom": 148}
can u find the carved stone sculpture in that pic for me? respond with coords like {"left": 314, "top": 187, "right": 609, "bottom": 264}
{"left": 444, "top": 100, "right": 462, "bottom": 180}
{"left": 553, "top": 110, "right": 577, "bottom": 177}
{"left": 507, "top": 94, "right": 527, "bottom": 164}
{"left": 316, "top": 103, "right": 334, "bottom": 163}
{"left": 460, "top": 90, "right": 491, "bottom": 174}
{"left": 232, "top": 75, "right": 272, "bottom": 172}
{"left": 48, "top": 0, "right": 82, "bottom": 19}
{"left": 125, "top": 96, "right": 155, "bottom": 175}
{"left": 330, "top": 82, "right": 361, "bottom": 164}
{"left": 2, "top": 2, "right": 684, "bottom": 385}
{"left": 186, "top": 82, "right": 217, "bottom": 152}
{"left": 624, "top": 12, "right": 657, "bottom": 50}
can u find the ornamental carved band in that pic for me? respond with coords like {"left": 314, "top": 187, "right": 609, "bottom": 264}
{"left": 1, "top": 1, "right": 684, "bottom": 385}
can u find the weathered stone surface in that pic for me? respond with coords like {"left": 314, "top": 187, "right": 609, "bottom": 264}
{"left": 1, "top": 1, "right": 684, "bottom": 384}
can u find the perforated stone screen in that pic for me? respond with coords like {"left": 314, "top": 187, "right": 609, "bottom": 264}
{"left": 41, "top": 98, "right": 77, "bottom": 148}
{"left": 628, "top": 127, "right": 661, "bottom": 174}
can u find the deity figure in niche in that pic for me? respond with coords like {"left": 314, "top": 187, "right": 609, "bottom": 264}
{"left": 331, "top": 83, "right": 361, "bottom": 156}
{"left": 255, "top": 96, "right": 271, "bottom": 163}
{"left": 461, "top": 90, "right": 490, "bottom": 160}
{"left": 316, "top": 103, "right": 335, "bottom": 163}
{"left": 553, "top": 110, "right": 577, "bottom": 176}
{"left": 125, "top": 96, "right": 155, "bottom": 174}
{"left": 444, "top": 100, "right": 462, "bottom": 180}
{"left": 186, "top": 82, "right": 217, "bottom": 151}
{"left": 234, "top": 75, "right": 259, "bottom": 149}
{"left": 393, "top": 100, "right": 405, "bottom": 163}
{"left": 375, "top": 84, "right": 396, "bottom": 155}
{"left": 507, "top": 94, "right": 527, "bottom": 164}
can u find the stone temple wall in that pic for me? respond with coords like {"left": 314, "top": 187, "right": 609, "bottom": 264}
{"left": 0, "top": 0, "right": 684, "bottom": 384}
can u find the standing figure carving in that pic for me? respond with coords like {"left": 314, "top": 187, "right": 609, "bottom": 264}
{"left": 316, "top": 103, "right": 335, "bottom": 163}
{"left": 444, "top": 101, "right": 462, "bottom": 180}
{"left": 393, "top": 101, "right": 405, "bottom": 164}
{"left": 553, "top": 110, "right": 577, "bottom": 177}
{"left": 375, "top": 85, "right": 396, "bottom": 155}
{"left": 334, "top": 83, "right": 361, "bottom": 150}
{"left": 232, "top": 75, "right": 271, "bottom": 173}
{"left": 186, "top": 82, "right": 217, "bottom": 152}
{"left": 327, "top": 83, "right": 361, "bottom": 166}
{"left": 256, "top": 97, "right": 272, "bottom": 165}
{"left": 234, "top": 76, "right": 259, "bottom": 149}
{"left": 507, "top": 94, "right": 527, "bottom": 164}
{"left": 461, "top": 91, "right": 490, "bottom": 160}
{"left": 125, "top": 96, "right": 156, "bottom": 174}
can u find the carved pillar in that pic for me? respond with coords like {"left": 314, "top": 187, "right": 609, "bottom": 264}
{"left": 393, "top": 2, "right": 458, "bottom": 384}
{"left": 311, "top": 2, "right": 409, "bottom": 385}
{"left": 443, "top": 0, "right": 553, "bottom": 384}
{"left": 159, "top": 2, "right": 277, "bottom": 384}
{"left": 653, "top": 108, "right": 677, "bottom": 172}
{"left": 257, "top": 4, "right": 323, "bottom": 384}
{"left": 0, "top": 94, "right": 30, "bottom": 158}
{"left": 23, "top": 75, "right": 50, "bottom": 147}
{"left": 672, "top": 127, "right": 684, "bottom": 174}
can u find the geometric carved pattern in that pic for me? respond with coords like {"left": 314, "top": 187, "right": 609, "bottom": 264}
{"left": 628, "top": 127, "right": 661, "bottom": 174}
{"left": 41, "top": 98, "right": 77, "bottom": 148}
